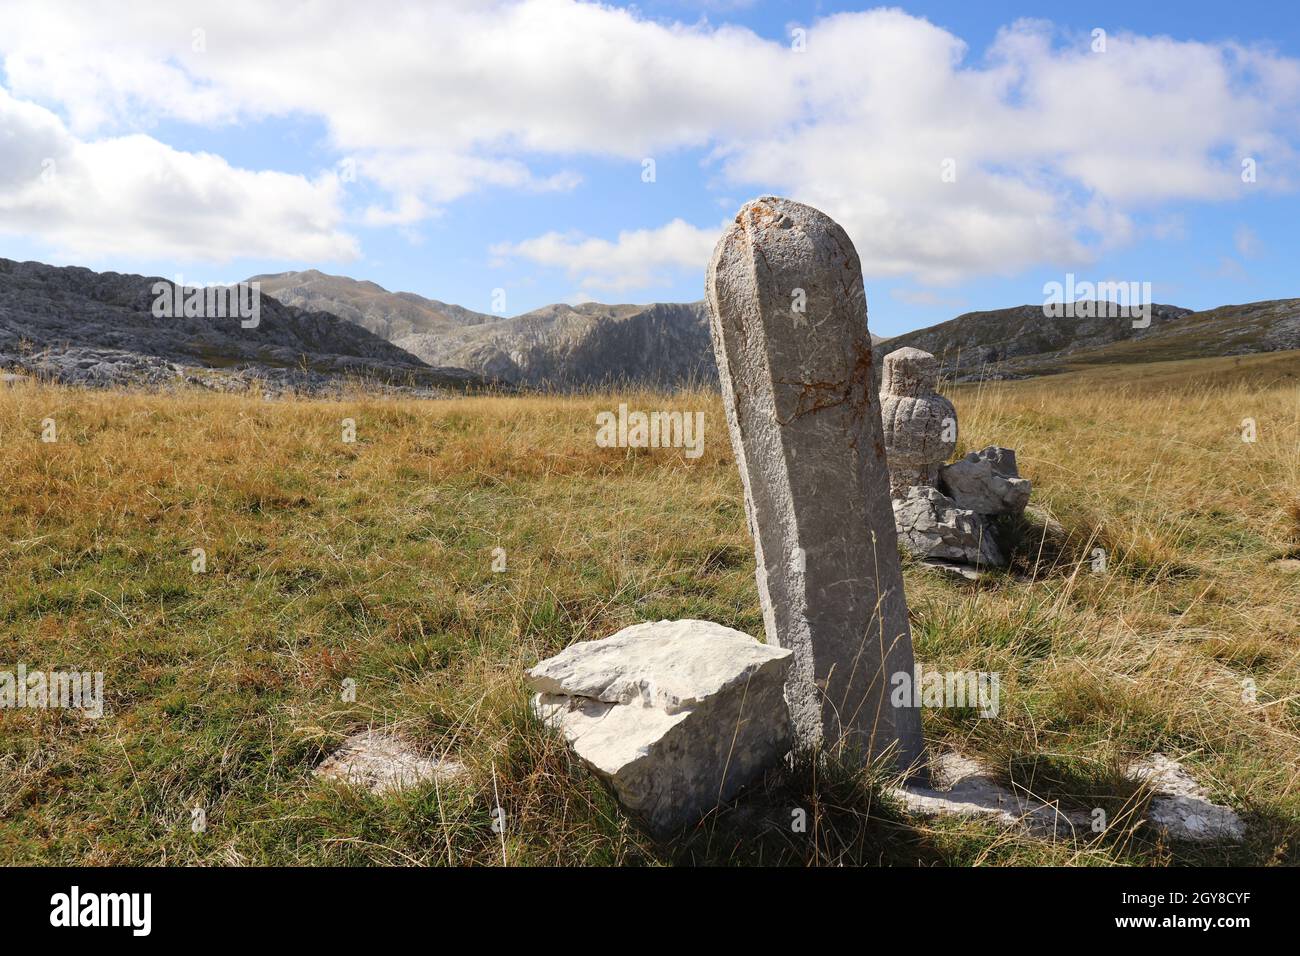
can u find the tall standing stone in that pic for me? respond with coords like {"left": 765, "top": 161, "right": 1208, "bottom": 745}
{"left": 705, "top": 196, "right": 925, "bottom": 772}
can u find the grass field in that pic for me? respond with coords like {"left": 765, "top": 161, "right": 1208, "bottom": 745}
{"left": 2, "top": 350, "right": 1298, "bottom": 866}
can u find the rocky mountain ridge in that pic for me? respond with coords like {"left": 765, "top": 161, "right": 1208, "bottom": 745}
{"left": 0, "top": 258, "right": 483, "bottom": 394}
{"left": 258, "top": 270, "right": 891, "bottom": 389}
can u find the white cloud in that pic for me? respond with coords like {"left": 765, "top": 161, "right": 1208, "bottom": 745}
{"left": 1234, "top": 224, "right": 1262, "bottom": 259}
{"left": 492, "top": 219, "right": 722, "bottom": 292}
{"left": 1, "top": 1, "right": 1298, "bottom": 285}
{"left": 0, "top": 87, "right": 357, "bottom": 263}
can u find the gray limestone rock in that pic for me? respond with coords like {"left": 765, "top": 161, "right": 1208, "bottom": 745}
{"left": 1130, "top": 754, "right": 1246, "bottom": 842}
{"left": 939, "top": 445, "right": 1031, "bottom": 515}
{"left": 705, "top": 196, "right": 924, "bottom": 771}
{"left": 894, "top": 485, "right": 1004, "bottom": 568}
{"left": 897, "top": 751, "right": 1244, "bottom": 843}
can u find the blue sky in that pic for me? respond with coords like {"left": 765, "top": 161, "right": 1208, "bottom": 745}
{"left": 1, "top": 0, "right": 1297, "bottom": 336}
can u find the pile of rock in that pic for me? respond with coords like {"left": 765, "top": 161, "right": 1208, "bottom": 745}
{"left": 879, "top": 347, "right": 1031, "bottom": 576}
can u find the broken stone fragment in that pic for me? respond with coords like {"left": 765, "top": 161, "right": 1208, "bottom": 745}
{"left": 939, "top": 445, "right": 1031, "bottom": 515}
{"left": 528, "top": 619, "right": 793, "bottom": 836}
{"left": 894, "top": 485, "right": 1005, "bottom": 568}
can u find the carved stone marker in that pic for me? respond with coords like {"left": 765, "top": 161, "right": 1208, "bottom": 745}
{"left": 705, "top": 196, "right": 925, "bottom": 771}
{"left": 879, "top": 347, "right": 957, "bottom": 497}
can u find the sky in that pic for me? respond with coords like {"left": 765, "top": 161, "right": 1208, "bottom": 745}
{"left": 0, "top": 0, "right": 1297, "bottom": 336}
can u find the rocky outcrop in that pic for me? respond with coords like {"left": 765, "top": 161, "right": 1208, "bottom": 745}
{"left": 528, "top": 619, "right": 792, "bottom": 836}
{"left": 0, "top": 258, "right": 482, "bottom": 393}
{"left": 894, "top": 485, "right": 1004, "bottom": 568}
{"left": 940, "top": 446, "right": 1031, "bottom": 515}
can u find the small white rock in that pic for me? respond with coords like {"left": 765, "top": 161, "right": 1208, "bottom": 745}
{"left": 314, "top": 730, "right": 465, "bottom": 796}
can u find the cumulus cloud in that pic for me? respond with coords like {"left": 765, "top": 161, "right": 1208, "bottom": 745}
{"left": 1, "top": 1, "right": 1298, "bottom": 286}
{"left": 491, "top": 219, "right": 722, "bottom": 292}
{"left": 0, "top": 88, "right": 357, "bottom": 263}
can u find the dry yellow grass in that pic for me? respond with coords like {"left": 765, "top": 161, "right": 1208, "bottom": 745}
{"left": 0, "top": 350, "right": 1296, "bottom": 865}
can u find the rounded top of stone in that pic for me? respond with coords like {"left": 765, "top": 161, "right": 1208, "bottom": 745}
{"left": 882, "top": 347, "right": 939, "bottom": 395}
{"left": 730, "top": 195, "right": 831, "bottom": 234}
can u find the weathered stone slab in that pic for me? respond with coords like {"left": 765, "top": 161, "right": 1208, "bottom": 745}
{"left": 895, "top": 751, "right": 1244, "bottom": 842}
{"left": 528, "top": 619, "right": 792, "bottom": 836}
{"left": 705, "top": 196, "right": 924, "bottom": 770}
{"left": 940, "top": 445, "right": 1031, "bottom": 515}
{"left": 1130, "top": 754, "right": 1246, "bottom": 842}
{"left": 893, "top": 751, "right": 1089, "bottom": 837}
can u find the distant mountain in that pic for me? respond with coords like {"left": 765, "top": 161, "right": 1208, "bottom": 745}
{"left": 882, "top": 299, "right": 1300, "bottom": 381}
{"left": 250, "top": 269, "right": 499, "bottom": 340}
{"left": 0, "top": 258, "right": 483, "bottom": 393}
{"left": 256, "top": 271, "right": 889, "bottom": 389}
{"left": 394, "top": 301, "right": 718, "bottom": 389}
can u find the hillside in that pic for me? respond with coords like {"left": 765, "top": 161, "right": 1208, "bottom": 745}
{"left": 884, "top": 299, "right": 1300, "bottom": 381}
{"left": 250, "top": 269, "right": 500, "bottom": 340}
{"left": 0, "top": 259, "right": 483, "bottom": 393}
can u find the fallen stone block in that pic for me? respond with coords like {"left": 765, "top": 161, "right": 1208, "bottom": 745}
{"left": 894, "top": 485, "right": 1005, "bottom": 568}
{"left": 939, "top": 446, "right": 1031, "bottom": 516}
{"left": 528, "top": 619, "right": 793, "bottom": 836}
{"left": 920, "top": 559, "right": 985, "bottom": 582}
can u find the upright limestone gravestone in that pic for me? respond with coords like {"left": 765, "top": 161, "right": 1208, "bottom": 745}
{"left": 706, "top": 196, "right": 925, "bottom": 771}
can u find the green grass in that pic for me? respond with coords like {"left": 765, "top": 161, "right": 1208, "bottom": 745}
{"left": 1, "top": 351, "right": 1298, "bottom": 865}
